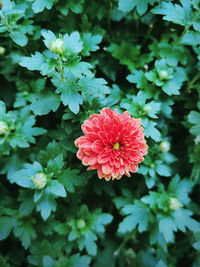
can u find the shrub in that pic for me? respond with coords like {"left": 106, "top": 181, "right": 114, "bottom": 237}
{"left": 0, "top": 0, "right": 200, "bottom": 266}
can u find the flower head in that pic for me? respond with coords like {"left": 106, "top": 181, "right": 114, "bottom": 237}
{"left": 75, "top": 108, "right": 148, "bottom": 181}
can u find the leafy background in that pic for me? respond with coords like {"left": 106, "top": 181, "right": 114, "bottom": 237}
{"left": 0, "top": 0, "right": 200, "bottom": 266}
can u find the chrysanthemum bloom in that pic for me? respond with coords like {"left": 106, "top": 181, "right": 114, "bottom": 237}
{"left": 75, "top": 108, "right": 148, "bottom": 181}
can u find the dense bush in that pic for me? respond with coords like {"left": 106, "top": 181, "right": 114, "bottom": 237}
{"left": 0, "top": 0, "right": 200, "bottom": 266}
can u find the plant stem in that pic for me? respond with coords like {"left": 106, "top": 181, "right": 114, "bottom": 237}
{"left": 186, "top": 72, "right": 200, "bottom": 91}
{"left": 58, "top": 55, "right": 64, "bottom": 81}
{"left": 0, "top": 11, "right": 13, "bottom": 33}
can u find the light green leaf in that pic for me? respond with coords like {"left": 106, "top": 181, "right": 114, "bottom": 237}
{"left": 10, "top": 32, "right": 28, "bottom": 47}
{"left": 118, "top": 201, "right": 153, "bottom": 234}
{"left": 32, "top": 0, "right": 55, "bottom": 13}
{"left": 30, "top": 92, "right": 60, "bottom": 115}
{"left": 47, "top": 180, "right": 67, "bottom": 198}
{"left": 159, "top": 216, "right": 177, "bottom": 243}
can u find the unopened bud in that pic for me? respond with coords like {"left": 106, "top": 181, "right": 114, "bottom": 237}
{"left": 49, "top": 39, "right": 65, "bottom": 55}
{"left": 0, "top": 121, "right": 9, "bottom": 135}
{"left": 158, "top": 70, "right": 169, "bottom": 80}
{"left": 0, "top": 46, "right": 5, "bottom": 55}
{"left": 169, "top": 197, "right": 182, "bottom": 210}
{"left": 32, "top": 172, "right": 47, "bottom": 189}
{"left": 77, "top": 219, "right": 86, "bottom": 229}
{"left": 195, "top": 136, "right": 200, "bottom": 145}
{"left": 143, "top": 104, "right": 152, "bottom": 114}
{"left": 159, "top": 141, "right": 170, "bottom": 152}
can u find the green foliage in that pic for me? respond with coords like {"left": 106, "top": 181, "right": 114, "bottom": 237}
{"left": 0, "top": 0, "right": 200, "bottom": 266}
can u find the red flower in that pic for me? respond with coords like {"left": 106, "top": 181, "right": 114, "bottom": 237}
{"left": 75, "top": 108, "right": 148, "bottom": 181}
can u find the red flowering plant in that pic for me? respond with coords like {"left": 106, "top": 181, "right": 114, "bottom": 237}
{"left": 75, "top": 107, "right": 148, "bottom": 181}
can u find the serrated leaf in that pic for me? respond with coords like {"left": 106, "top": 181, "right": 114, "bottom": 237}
{"left": 0, "top": 217, "right": 16, "bottom": 240}
{"left": 63, "top": 31, "right": 83, "bottom": 54}
{"left": 118, "top": 0, "right": 156, "bottom": 15}
{"left": 173, "top": 208, "right": 200, "bottom": 233}
{"left": 127, "top": 70, "right": 148, "bottom": 89}
{"left": 159, "top": 216, "right": 177, "bottom": 243}
{"left": 19, "top": 52, "right": 45, "bottom": 71}
{"left": 81, "top": 33, "right": 103, "bottom": 56}
{"left": 60, "top": 168, "right": 86, "bottom": 193}
{"left": 36, "top": 193, "right": 56, "bottom": 220}
{"left": 47, "top": 180, "right": 67, "bottom": 198}
{"left": 118, "top": 201, "right": 153, "bottom": 234}
{"left": 41, "top": 30, "right": 56, "bottom": 48}
{"left": 32, "top": 0, "right": 54, "bottom": 13}
{"left": 152, "top": 0, "right": 192, "bottom": 26}
{"left": 30, "top": 92, "right": 60, "bottom": 115}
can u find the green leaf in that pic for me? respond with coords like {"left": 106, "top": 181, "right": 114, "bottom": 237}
{"left": 53, "top": 73, "right": 82, "bottom": 114}
{"left": 143, "top": 119, "right": 161, "bottom": 142}
{"left": 118, "top": 0, "right": 156, "bottom": 15}
{"left": 46, "top": 154, "right": 64, "bottom": 174}
{"left": 107, "top": 42, "right": 141, "bottom": 71}
{"left": 152, "top": 0, "right": 192, "bottom": 26}
{"left": 159, "top": 216, "right": 177, "bottom": 243}
{"left": 36, "top": 192, "right": 56, "bottom": 220}
{"left": 79, "top": 76, "right": 110, "bottom": 102}
{"left": 0, "top": 216, "right": 16, "bottom": 240}
{"left": 9, "top": 32, "right": 28, "bottom": 47}
{"left": 47, "top": 180, "right": 67, "bottom": 198}
{"left": 173, "top": 209, "right": 200, "bottom": 233}
{"left": 79, "top": 231, "right": 97, "bottom": 256}
{"left": 60, "top": 168, "right": 86, "bottom": 193}
{"left": 188, "top": 111, "right": 200, "bottom": 135}
{"left": 30, "top": 92, "right": 60, "bottom": 115}
{"left": 94, "top": 213, "right": 113, "bottom": 234}
{"left": 118, "top": 0, "right": 135, "bottom": 13}
{"left": 127, "top": 70, "right": 148, "bottom": 89}
{"left": 63, "top": 32, "right": 83, "bottom": 54}
{"left": 81, "top": 33, "right": 103, "bottom": 56}
{"left": 70, "top": 254, "right": 91, "bottom": 267}
{"left": 42, "top": 256, "right": 55, "bottom": 267}
{"left": 32, "top": 0, "right": 55, "bottom": 13}
{"left": 14, "top": 220, "right": 37, "bottom": 249}
{"left": 162, "top": 68, "right": 186, "bottom": 95}
{"left": 19, "top": 52, "right": 45, "bottom": 71}
{"left": 118, "top": 201, "right": 153, "bottom": 234}
{"left": 193, "top": 241, "right": 200, "bottom": 251}
{"left": 188, "top": 110, "right": 200, "bottom": 123}
{"left": 181, "top": 32, "right": 200, "bottom": 46}
{"left": 41, "top": 30, "right": 56, "bottom": 49}
{"left": 156, "top": 162, "right": 172, "bottom": 177}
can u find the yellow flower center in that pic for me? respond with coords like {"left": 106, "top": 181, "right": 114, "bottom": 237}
{"left": 113, "top": 142, "right": 120, "bottom": 150}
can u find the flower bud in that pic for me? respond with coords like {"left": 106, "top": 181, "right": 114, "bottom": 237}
{"left": 169, "top": 197, "right": 182, "bottom": 210}
{"left": 143, "top": 104, "right": 152, "bottom": 114}
{"left": 77, "top": 219, "right": 86, "bottom": 229}
{"left": 158, "top": 70, "right": 169, "bottom": 80}
{"left": 195, "top": 136, "right": 200, "bottom": 145}
{"left": 0, "top": 2, "right": 2, "bottom": 10}
{"left": 32, "top": 172, "right": 47, "bottom": 189}
{"left": 0, "top": 121, "right": 9, "bottom": 135}
{"left": 159, "top": 141, "right": 170, "bottom": 152}
{"left": 0, "top": 46, "right": 5, "bottom": 55}
{"left": 49, "top": 39, "right": 65, "bottom": 55}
